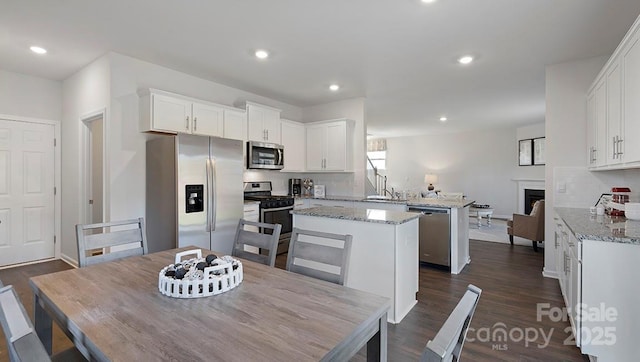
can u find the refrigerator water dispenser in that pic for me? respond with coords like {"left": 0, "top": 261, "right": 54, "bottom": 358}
{"left": 185, "top": 184, "right": 204, "bottom": 213}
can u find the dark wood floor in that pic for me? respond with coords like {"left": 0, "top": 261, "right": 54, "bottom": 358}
{"left": 1, "top": 240, "right": 586, "bottom": 362}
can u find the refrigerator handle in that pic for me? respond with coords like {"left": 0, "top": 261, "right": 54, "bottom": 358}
{"left": 206, "top": 159, "right": 217, "bottom": 231}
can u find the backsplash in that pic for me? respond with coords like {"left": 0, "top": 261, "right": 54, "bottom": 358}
{"left": 553, "top": 167, "right": 640, "bottom": 208}
{"left": 243, "top": 170, "right": 358, "bottom": 196}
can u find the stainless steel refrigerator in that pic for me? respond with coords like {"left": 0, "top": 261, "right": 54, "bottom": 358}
{"left": 146, "top": 134, "right": 243, "bottom": 254}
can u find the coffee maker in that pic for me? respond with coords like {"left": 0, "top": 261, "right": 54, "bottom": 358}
{"left": 288, "top": 178, "right": 301, "bottom": 196}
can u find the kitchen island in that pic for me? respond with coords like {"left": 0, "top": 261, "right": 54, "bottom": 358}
{"left": 296, "top": 196, "right": 474, "bottom": 274}
{"left": 291, "top": 206, "right": 419, "bottom": 324}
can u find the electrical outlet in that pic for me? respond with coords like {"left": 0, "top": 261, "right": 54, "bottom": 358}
{"left": 556, "top": 182, "right": 566, "bottom": 193}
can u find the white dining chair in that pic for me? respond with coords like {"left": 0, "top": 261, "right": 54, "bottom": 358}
{"left": 76, "top": 218, "right": 148, "bottom": 268}
{"left": 232, "top": 219, "right": 282, "bottom": 267}
{"left": 0, "top": 285, "right": 85, "bottom": 362}
{"left": 420, "top": 284, "right": 482, "bottom": 362}
{"left": 286, "top": 228, "right": 353, "bottom": 285}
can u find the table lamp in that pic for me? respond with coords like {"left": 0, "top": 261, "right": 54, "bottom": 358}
{"left": 424, "top": 174, "right": 438, "bottom": 191}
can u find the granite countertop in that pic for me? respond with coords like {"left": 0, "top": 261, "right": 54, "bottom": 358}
{"left": 555, "top": 207, "right": 640, "bottom": 245}
{"left": 291, "top": 206, "right": 420, "bottom": 225}
{"left": 296, "top": 195, "right": 473, "bottom": 208}
{"left": 406, "top": 198, "right": 475, "bottom": 208}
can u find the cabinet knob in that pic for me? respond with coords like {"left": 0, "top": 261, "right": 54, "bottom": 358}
{"left": 186, "top": 116, "right": 189, "bottom": 130}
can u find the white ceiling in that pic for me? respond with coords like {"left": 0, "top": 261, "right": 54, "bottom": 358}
{"left": 2, "top": 1, "right": 640, "bottom": 137}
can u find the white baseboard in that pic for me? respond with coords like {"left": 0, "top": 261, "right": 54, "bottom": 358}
{"left": 60, "top": 253, "right": 79, "bottom": 268}
{"left": 0, "top": 257, "right": 56, "bottom": 270}
{"left": 542, "top": 267, "right": 558, "bottom": 279}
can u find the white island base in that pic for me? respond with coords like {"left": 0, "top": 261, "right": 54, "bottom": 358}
{"left": 292, "top": 208, "right": 419, "bottom": 324}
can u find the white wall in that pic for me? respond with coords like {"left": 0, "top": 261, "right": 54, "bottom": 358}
{"left": 545, "top": 55, "right": 609, "bottom": 276}
{"left": 302, "top": 98, "right": 367, "bottom": 196}
{"left": 384, "top": 125, "right": 545, "bottom": 218}
{"left": 107, "top": 52, "right": 305, "bottom": 225}
{"left": 0, "top": 69, "right": 62, "bottom": 120}
{"left": 61, "top": 57, "right": 111, "bottom": 261}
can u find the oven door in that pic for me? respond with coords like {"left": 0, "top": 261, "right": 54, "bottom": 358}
{"left": 261, "top": 206, "right": 293, "bottom": 254}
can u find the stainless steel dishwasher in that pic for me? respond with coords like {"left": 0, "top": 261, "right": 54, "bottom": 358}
{"left": 407, "top": 206, "right": 451, "bottom": 267}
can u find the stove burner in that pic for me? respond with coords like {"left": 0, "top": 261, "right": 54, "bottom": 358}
{"left": 244, "top": 181, "right": 294, "bottom": 209}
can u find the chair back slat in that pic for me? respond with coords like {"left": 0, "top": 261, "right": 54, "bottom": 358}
{"left": 231, "top": 219, "right": 281, "bottom": 267}
{"left": 76, "top": 217, "right": 148, "bottom": 268}
{"left": 0, "top": 286, "right": 51, "bottom": 362}
{"left": 290, "top": 241, "right": 345, "bottom": 267}
{"left": 84, "top": 228, "right": 143, "bottom": 250}
{"left": 83, "top": 247, "right": 146, "bottom": 267}
{"left": 421, "top": 284, "right": 482, "bottom": 362}
{"left": 235, "top": 229, "right": 277, "bottom": 249}
{"left": 286, "top": 228, "right": 353, "bottom": 285}
{"left": 288, "top": 264, "right": 342, "bottom": 285}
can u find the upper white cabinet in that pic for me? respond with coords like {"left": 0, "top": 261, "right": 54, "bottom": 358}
{"left": 306, "top": 119, "right": 354, "bottom": 172}
{"left": 140, "top": 90, "right": 224, "bottom": 137}
{"left": 280, "top": 119, "right": 305, "bottom": 172}
{"left": 587, "top": 15, "right": 640, "bottom": 170}
{"left": 622, "top": 25, "right": 640, "bottom": 164}
{"left": 192, "top": 102, "right": 224, "bottom": 137}
{"left": 223, "top": 108, "right": 247, "bottom": 141}
{"left": 605, "top": 60, "right": 623, "bottom": 166}
{"left": 246, "top": 102, "right": 281, "bottom": 144}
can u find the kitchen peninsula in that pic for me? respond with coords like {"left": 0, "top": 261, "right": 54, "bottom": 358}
{"left": 291, "top": 206, "right": 419, "bottom": 324}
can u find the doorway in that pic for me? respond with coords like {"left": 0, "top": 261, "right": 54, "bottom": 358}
{"left": 82, "top": 111, "right": 105, "bottom": 226}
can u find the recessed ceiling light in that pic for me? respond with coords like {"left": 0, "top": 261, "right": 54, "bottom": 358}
{"left": 255, "top": 50, "right": 269, "bottom": 59}
{"left": 329, "top": 84, "right": 340, "bottom": 91}
{"left": 439, "top": 117, "right": 448, "bottom": 122}
{"left": 421, "top": 0, "right": 437, "bottom": 3}
{"left": 458, "top": 55, "right": 474, "bottom": 65}
{"left": 30, "top": 46, "right": 47, "bottom": 54}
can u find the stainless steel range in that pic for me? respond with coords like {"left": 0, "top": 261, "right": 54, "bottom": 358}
{"left": 243, "top": 181, "right": 293, "bottom": 254}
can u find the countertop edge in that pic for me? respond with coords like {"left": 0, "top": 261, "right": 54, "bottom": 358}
{"left": 292, "top": 206, "right": 421, "bottom": 225}
{"left": 555, "top": 207, "right": 640, "bottom": 245}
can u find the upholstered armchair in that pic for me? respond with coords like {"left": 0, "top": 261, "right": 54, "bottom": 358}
{"left": 507, "top": 200, "right": 545, "bottom": 252}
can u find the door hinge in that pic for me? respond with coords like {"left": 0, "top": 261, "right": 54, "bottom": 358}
{"left": 54, "top": 138, "right": 57, "bottom": 147}
{"left": 54, "top": 235, "right": 56, "bottom": 244}
{"left": 54, "top": 187, "right": 57, "bottom": 195}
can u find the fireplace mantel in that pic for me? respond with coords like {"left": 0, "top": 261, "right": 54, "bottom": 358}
{"left": 512, "top": 179, "right": 544, "bottom": 214}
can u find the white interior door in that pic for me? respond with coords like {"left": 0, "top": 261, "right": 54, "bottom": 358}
{"left": 0, "top": 119, "right": 55, "bottom": 266}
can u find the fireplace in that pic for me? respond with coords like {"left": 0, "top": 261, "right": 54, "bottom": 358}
{"left": 524, "top": 189, "right": 545, "bottom": 215}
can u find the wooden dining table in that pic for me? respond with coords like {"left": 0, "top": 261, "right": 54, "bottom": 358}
{"left": 29, "top": 246, "right": 390, "bottom": 361}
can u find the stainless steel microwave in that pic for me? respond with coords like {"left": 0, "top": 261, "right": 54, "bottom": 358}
{"left": 247, "top": 141, "right": 284, "bottom": 170}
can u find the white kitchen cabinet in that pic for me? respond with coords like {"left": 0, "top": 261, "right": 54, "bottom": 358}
{"left": 246, "top": 102, "right": 281, "bottom": 143}
{"left": 223, "top": 108, "right": 247, "bottom": 141}
{"left": 605, "top": 60, "right": 623, "bottom": 166}
{"left": 586, "top": 16, "right": 640, "bottom": 170}
{"left": 622, "top": 24, "right": 640, "bottom": 164}
{"left": 280, "top": 119, "right": 305, "bottom": 172}
{"left": 587, "top": 92, "right": 597, "bottom": 166}
{"left": 140, "top": 90, "right": 224, "bottom": 137}
{"left": 305, "top": 119, "right": 354, "bottom": 172}
{"left": 554, "top": 212, "right": 640, "bottom": 360}
{"left": 594, "top": 79, "right": 607, "bottom": 168}
{"left": 191, "top": 102, "right": 224, "bottom": 137}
